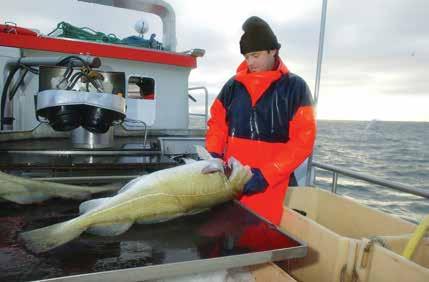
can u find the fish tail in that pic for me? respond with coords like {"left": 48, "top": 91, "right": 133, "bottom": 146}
{"left": 19, "top": 218, "right": 86, "bottom": 253}
{"left": 0, "top": 171, "right": 91, "bottom": 200}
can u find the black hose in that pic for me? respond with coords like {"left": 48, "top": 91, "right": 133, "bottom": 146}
{"left": 89, "top": 77, "right": 103, "bottom": 92}
{"left": 62, "top": 62, "right": 73, "bottom": 81}
{"left": 9, "top": 68, "right": 29, "bottom": 100}
{"left": 66, "top": 72, "right": 84, "bottom": 90}
{"left": 19, "top": 63, "right": 39, "bottom": 75}
{"left": 1, "top": 66, "right": 20, "bottom": 130}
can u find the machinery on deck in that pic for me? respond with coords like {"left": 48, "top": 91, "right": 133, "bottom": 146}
{"left": 0, "top": 0, "right": 203, "bottom": 178}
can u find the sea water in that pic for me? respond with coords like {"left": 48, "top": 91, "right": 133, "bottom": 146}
{"left": 314, "top": 120, "right": 428, "bottom": 223}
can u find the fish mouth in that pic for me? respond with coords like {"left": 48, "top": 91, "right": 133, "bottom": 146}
{"left": 225, "top": 157, "right": 239, "bottom": 180}
{"left": 224, "top": 163, "right": 233, "bottom": 179}
{"left": 225, "top": 157, "right": 242, "bottom": 181}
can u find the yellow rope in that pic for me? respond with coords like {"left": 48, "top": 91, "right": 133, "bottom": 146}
{"left": 402, "top": 214, "right": 429, "bottom": 259}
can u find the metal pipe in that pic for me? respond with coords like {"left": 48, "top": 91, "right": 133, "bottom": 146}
{"left": 5, "top": 150, "right": 161, "bottom": 156}
{"left": 123, "top": 119, "right": 148, "bottom": 147}
{"left": 17, "top": 55, "right": 101, "bottom": 67}
{"left": 188, "top": 86, "right": 209, "bottom": 128}
{"left": 312, "top": 161, "right": 429, "bottom": 199}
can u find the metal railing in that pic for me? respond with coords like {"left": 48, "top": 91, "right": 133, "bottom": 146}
{"left": 311, "top": 161, "right": 429, "bottom": 199}
{"left": 188, "top": 86, "right": 208, "bottom": 128}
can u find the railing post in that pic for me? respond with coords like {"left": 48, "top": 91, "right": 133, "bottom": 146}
{"left": 305, "top": 155, "right": 313, "bottom": 186}
{"left": 331, "top": 172, "right": 338, "bottom": 193}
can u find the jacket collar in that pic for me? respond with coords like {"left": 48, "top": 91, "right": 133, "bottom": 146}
{"left": 235, "top": 57, "right": 289, "bottom": 106}
{"left": 236, "top": 57, "right": 289, "bottom": 75}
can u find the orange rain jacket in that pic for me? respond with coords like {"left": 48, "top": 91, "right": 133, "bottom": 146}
{"left": 206, "top": 58, "right": 316, "bottom": 225}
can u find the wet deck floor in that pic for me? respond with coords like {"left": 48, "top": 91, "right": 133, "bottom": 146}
{"left": 0, "top": 199, "right": 300, "bottom": 281}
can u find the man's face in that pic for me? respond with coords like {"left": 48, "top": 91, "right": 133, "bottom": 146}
{"left": 244, "top": 50, "right": 276, "bottom": 72}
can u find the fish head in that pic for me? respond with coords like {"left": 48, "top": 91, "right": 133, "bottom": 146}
{"left": 227, "top": 157, "right": 252, "bottom": 195}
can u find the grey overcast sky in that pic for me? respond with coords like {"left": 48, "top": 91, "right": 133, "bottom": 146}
{"left": 2, "top": 0, "right": 429, "bottom": 121}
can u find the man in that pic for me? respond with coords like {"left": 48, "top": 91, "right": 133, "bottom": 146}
{"left": 205, "top": 16, "right": 316, "bottom": 225}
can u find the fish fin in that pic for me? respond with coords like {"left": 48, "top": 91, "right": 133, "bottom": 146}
{"left": 86, "top": 222, "right": 133, "bottom": 236}
{"left": 19, "top": 219, "right": 85, "bottom": 253}
{"left": 2, "top": 192, "right": 51, "bottom": 204}
{"left": 136, "top": 213, "right": 184, "bottom": 224}
{"left": 117, "top": 175, "right": 146, "bottom": 194}
{"left": 79, "top": 197, "right": 111, "bottom": 214}
{"left": 195, "top": 145, "right": 212, "bottom": 160}
{"left": 186, "top": 208, "right": 209, "bottom": 216}
{"left": 137, "top": 209, "right": 209, "bottom": 224}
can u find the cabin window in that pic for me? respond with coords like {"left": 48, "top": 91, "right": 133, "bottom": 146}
{"left": 125, "top": 76, "right": 156, "bottom": 127}
{"left": 127, "top": 77, "right": 155, "bottom": 100}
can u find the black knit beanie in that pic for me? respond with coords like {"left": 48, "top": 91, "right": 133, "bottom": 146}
{"left": 240, "top": 16, "right": 281, "bottom": 55}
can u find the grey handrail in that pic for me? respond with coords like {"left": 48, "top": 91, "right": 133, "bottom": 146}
{"left": 311, "top": 161, "right": 429, "bottom": 199}
{"left": 188, "top": 86, "right": 209, "bottom": 128}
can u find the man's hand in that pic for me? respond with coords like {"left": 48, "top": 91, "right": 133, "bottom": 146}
{"left": 242, "top": 168, "right": 268, "bottom": 195}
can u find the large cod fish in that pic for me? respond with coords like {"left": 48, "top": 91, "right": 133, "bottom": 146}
{"left": 0, "top": 171, "right": 119, "bottom": 204}
{"left": 20, "top": 147, "right": 252, "bottom": 253}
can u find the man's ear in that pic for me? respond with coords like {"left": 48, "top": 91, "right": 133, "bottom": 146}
{"left": 268, "top": 49, "right": 277, "bottom": 58}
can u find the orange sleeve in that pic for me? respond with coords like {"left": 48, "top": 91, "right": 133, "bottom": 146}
{"left": 260, "top": 106, "right": 316, "bottom": 187}
{"left": 205, "top": 99, "right": 228, "bottom": 156}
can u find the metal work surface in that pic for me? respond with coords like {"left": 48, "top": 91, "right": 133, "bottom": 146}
{"left": 0, "top": 137, "right": 176, "bottom": 170}
{"left": 0, "top": 200, "right": 306, "bottom": 282}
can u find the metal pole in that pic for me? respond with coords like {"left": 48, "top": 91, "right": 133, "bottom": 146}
{"left": 306, "top": 0, "right": 329, "bottom": 186}
{"left": 331, "top": 172, "right": 338, "bottom": 193}
{"left": 313, "top": 0, "right": 328, "bottom": 106}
